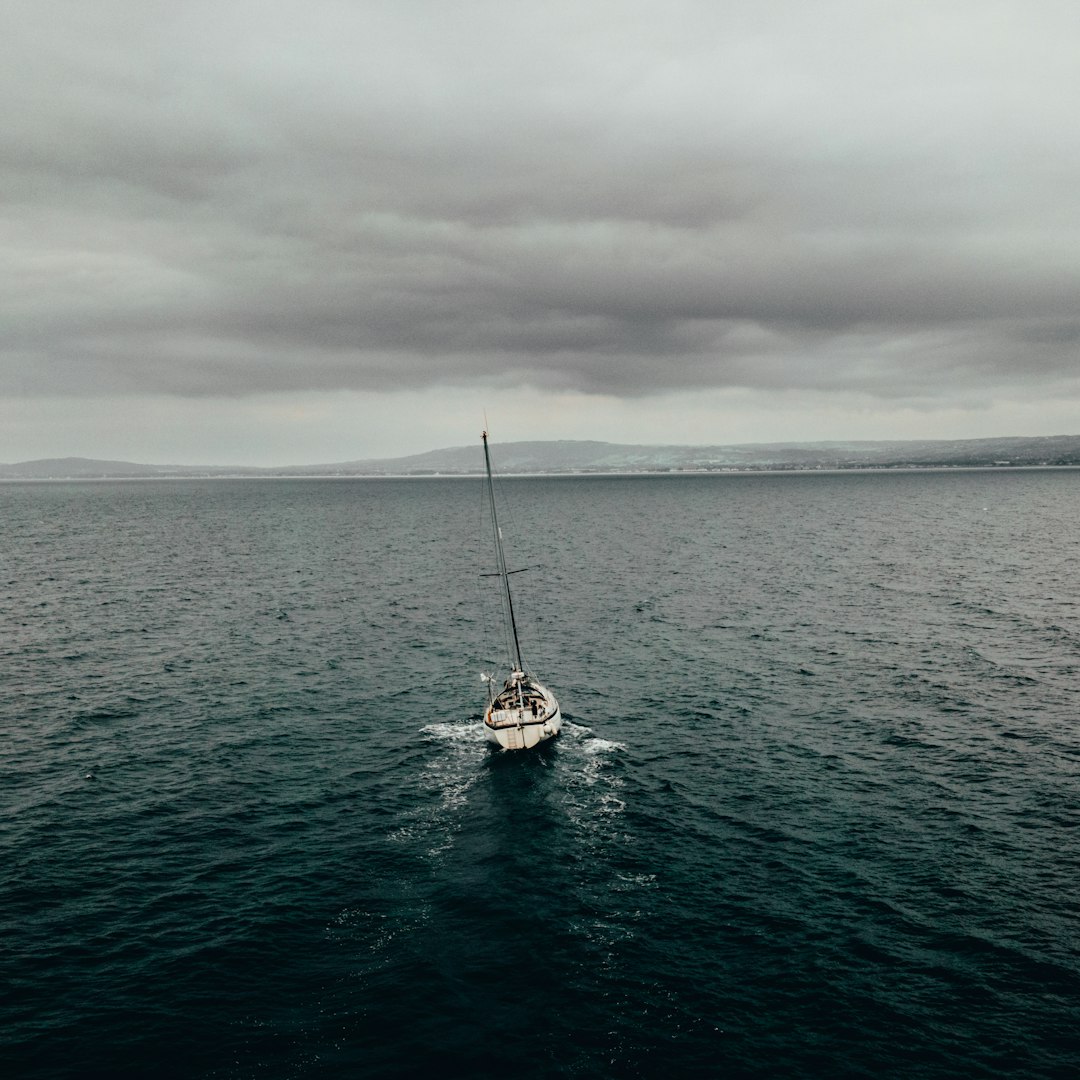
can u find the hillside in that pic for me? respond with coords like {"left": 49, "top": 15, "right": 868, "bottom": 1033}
{"left": 4, "top": 435, "right": 1080, "bottom": 479}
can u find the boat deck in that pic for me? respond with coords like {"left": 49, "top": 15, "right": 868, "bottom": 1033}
{"left": 486, "top": 680, "right": 557, "bottom": 729}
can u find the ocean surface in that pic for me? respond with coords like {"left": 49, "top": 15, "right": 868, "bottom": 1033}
{"left": 3, "top": 469, "right": 1079, "bottom": 1078}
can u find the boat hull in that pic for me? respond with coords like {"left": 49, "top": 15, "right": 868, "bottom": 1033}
{"left": 483, "top": 676, "right": 562, "bottom": 750}
{"left": 484, "top": 704, "right": 562, "bottom": 750}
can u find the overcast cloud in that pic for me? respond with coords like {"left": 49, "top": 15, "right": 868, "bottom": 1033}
{"left": 3, "top": 0, "right": 1079, "bottom": 463}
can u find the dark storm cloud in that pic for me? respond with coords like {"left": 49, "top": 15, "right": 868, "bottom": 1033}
{"left": 4, "top": 0, "right": 1080, "bottom": 406}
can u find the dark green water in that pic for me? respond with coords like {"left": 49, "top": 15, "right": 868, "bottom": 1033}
{"left": 3, "top": 471, "right": 1078, "bottom": 1078}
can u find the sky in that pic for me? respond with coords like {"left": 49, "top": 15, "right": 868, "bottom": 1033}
{"left": 4, "top": 0, "right": 1080, "bottom": 465}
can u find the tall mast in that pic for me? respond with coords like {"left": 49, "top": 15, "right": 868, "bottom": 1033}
{"left": 482, "top": 430, "right": 524, "bottom": 671}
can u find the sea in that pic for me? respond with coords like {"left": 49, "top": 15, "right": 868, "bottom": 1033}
{"left": 3, "top": 469, "right": 1078, "bottom": 1079}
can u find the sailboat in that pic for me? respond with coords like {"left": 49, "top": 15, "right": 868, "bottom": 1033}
{"left": 479, "top": 429, "right": 562, "bottom": 750}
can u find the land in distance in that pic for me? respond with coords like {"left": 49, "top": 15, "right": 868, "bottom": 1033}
{"left": 4, "top": 435, "right": 1080, "bottom": 479}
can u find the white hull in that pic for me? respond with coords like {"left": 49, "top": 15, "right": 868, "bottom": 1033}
{"left": 483, "top": 675, "right": 561, "bottom": 750}
{"left": 483, "top": 704, "right": 561, "bottom": 747}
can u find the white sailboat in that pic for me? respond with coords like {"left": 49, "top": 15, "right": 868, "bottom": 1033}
{"left": 479, "top": 430, "right": 562, "bottom": 750}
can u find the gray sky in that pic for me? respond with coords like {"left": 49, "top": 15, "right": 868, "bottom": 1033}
{"left": 4, "top": 0, "right": 1080, "bottom": 464}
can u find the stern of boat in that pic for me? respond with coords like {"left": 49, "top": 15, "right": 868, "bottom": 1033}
{"left": 484, "top": 692, "right": 561, "bottom": 750}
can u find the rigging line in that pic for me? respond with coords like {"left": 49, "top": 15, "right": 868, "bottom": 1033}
{"left": 475, "top": 460, "right": 503, "bottom": 669}
{"left": 476, "top": 439, "right": 515, "bottom": 671}
{"left": 483, "top": 429, "right": 525, "bottom": 672}
{"left": 482, "top": 420, "right": 522, "bottom": 539}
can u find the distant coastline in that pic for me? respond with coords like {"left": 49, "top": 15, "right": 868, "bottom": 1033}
{"left": 4, "top": 434, "right": 1080, "bottom": 480}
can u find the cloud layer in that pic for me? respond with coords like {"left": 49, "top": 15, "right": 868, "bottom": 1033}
{"left": 3, "top": 0, "right": 1080, "bottom": 454}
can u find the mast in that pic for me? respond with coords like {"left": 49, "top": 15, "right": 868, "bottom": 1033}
{"left": 482, "top": 430, "right": 524, "bottom": 672}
